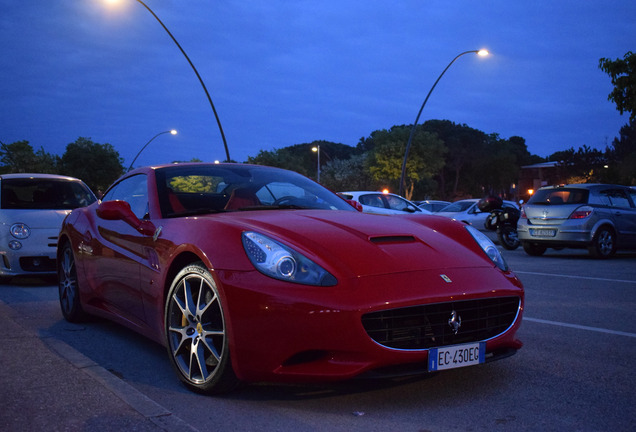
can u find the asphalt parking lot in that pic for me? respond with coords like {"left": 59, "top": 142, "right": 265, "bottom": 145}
{"left": 1, "top": 248, "right": 635, "bottom": 431}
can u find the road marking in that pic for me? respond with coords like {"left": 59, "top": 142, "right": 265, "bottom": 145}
{"left": 524, "top": 317, "right": 636, "bottom": 338}
{"left": 515, "top": 270, "right": 636, "bottom": 284}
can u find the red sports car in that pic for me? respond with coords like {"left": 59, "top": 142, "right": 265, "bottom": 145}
{"left": 57, "top": 163, "right": 523, "bottom": 394}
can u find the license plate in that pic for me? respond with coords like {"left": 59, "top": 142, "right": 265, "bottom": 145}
{"left": 428, "top": 342, "right": 485, "bottom": 371}
{"left": 530, "top": 228, "right": 556, "bottom": 237}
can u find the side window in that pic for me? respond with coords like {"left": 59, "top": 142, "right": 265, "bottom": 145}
{"left": 605, "top": 190, "right": 631, "bottom": 209}
{"left": 359, "top": 194, "right": 385, "bottom": 209}
{"left": 102, "top": 175, "right": 148, "bottom": 219}
{"left": 385, "top": 195, "right": 410, "bottom": 211}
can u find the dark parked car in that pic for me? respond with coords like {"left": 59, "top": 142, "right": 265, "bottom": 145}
{"left": 518, "top": 184, "right": 636, "bottom": 258}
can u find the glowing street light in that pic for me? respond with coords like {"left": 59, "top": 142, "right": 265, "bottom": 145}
{"left": 311, "top": 145, "right": 321, "bottom": 182}
{"left": 128, "top": 129, "right": 177, "bottom": 171}
{"left": 104, "top": 0, "right": 230, "bottom": 162}
{"left": 398, "top": 49, "right": 489, "bottom": 196}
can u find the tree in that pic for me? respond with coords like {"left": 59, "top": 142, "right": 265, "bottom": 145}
{"left": 362, "top": 125, "right": 446, "bottom": 200}
{"left": 0, "top": 140, "right": 59, "bottom": 174}
{"left": 247, "top": 141, "right": 357, "bottom": 181}
{"left": 604, "top": 119, "right": 636, "bottom": 185}
{"left": 599, "top": 51, "right": 636, "bottom": 122}
{"left": 548, "top": 145, "right": 607, "bottom": 184}
{"left": 320, "top": 154, "right": 374, "bottom": 192}
{"left": 60, "top": 137, "right": 125, "bottom": 192}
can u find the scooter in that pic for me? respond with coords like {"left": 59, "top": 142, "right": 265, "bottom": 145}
{"left": 478, "top": 196, "right": 521, "bottom": 250}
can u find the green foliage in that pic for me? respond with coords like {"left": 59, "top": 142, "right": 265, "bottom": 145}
{"left": 320, "top": 154, "right": 374, "bottom": 192}
{"left": 548, "top": 145, "right": 607, "bottom": 184}
{"left": 169, "top": 175, "right": 220, "bottom": 193}
{"left": 599, "top": 51, "right": 636, "bottom": 122}
{"left": 247, "top": 140, "right": 357, "bottom": 180}
{"left": 60, "top": 137, "right": 124, "bottom": 192}
{"left": 361, "top": 125, "right": 446, "bottom": 200}
{"left": 0, "top": 140, "right": 59, "bottom": 174}
{"left": 604, "top": 119, "right": 636, "bottom": 185}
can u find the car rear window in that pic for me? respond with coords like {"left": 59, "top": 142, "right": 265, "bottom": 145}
{"left": 528, "top": 188, "right": 589, "bottom": 205}
{"left": 1, "top": 178, "right": 96, "bottom": 210}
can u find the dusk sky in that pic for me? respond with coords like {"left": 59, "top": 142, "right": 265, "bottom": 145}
{"left": 2, "top": 1, "right": 634, "bottom": 168}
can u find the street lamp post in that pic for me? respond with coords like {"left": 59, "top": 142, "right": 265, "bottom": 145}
{"left": 108, "top": 0, "right": 231, "bottom": 162}
{"left": 128, "top": 129, "right": 177, "bottom": 171}
{"left": 312, "top": 145, "right": 321, "bottom": 183}
{"left": 398, "top": 49, "right": 488, "bottom": 196}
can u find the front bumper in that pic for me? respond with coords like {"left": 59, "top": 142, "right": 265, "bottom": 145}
{"left": 217, "top": 266, "right": 524, "bottom": 383}
{"left": 0, "top": 229, "right": 58, "bottom": 276}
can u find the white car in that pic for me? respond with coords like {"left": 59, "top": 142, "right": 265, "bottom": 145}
{"left": 437, "top": 198, "right": 519, "bottom": 231}
{"left": 339, "top": 191, "right": 432, "bottom": 215}
{"left": 0, "top": 173, "right": 96, "bottom": 280}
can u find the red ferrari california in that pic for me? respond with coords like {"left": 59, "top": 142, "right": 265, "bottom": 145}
{"left": 57, "top": 163, "right": 523, "bottom": 394}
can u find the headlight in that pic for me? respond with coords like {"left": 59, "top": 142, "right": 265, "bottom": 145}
{"left": 10, "top": 223, "right": 31, "bottom": 239}
{"left": 242, "top": 231, "right": 337, "bottom": 286}
{"left": 465, "top": 225, "right": 508, "bottom": 271}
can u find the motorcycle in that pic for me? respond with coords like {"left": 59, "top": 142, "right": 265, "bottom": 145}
{"left": 478, "top": 196, "right": 521, "bottom": 250}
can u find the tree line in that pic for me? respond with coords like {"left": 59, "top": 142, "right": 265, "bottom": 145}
{"left": 2, "top": 52, "right": 634, "bottom": 198}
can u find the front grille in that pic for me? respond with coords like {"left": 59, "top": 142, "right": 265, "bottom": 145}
{"left": 19, "top": 257, "right": 56, "bottom": 272}
{"left": 361, "top": 296, "right": 520, "bottom": 350}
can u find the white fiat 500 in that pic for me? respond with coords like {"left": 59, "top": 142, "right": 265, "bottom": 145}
{"left": 0, "top": 173, "right": 96, "bottom": 280}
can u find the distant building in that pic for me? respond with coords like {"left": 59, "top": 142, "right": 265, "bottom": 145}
{"left": 518, "top": 161, "right": 568, "bottom": 202}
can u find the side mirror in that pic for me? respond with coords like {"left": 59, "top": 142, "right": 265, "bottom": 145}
{"left": 96, "top": 200, "right": 155, "bottom": 235}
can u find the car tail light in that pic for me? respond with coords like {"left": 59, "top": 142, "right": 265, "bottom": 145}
{"left": 520, "top": 207, "right": 527, "bottom": 219}
{"left": 569, "top": 206, "right": 593, "bottom": 219}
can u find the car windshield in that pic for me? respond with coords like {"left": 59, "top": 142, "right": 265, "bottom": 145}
{"left": 528, "top": 188, "right": 589, "bottom": 205}
{"left": 439, "top": 201, "right": 475, "bottom": 212}
{"left": 1, "top": 178, "right": 96, "bottom": 210}
{"left": 155, "top": 164, "right": 356, "bottom": 217}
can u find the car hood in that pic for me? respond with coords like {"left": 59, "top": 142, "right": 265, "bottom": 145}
{"left": 0, "top": 209, "right": 71, "bottom": 229}
{"left": 208, "top": 210, "right": 493, "bottom": 276}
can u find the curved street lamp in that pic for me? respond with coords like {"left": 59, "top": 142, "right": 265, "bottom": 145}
{"left": 398, "top": 49, "right": 489, "bottom": 196}
{"left": 128, "top": 129, "right": 177, "bottom": 171}
{"left": 106, "top": 0, "right": 230, "bottom": 162}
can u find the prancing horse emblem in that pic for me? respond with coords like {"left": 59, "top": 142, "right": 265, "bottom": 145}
{"left": 448, "top": 310, "right": 462, "bottom": 335}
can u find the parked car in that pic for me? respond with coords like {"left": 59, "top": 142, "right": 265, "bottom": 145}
{"left": 518, "top": 184, "right": 636, "bottom": 258}
{"left": 0, "top": 173, "right": 96, "bottom": 279}
{"left": 338, "top": 191, "right": 432, "bottom": 215}
{"left": 58, "top": 163, "right": 523, "bottom": 394}
{"left": 415, "top": 200, "right": 452, "bottom": 212}
{"left": 437, "top": 199, "right": 519, "bottom": 232}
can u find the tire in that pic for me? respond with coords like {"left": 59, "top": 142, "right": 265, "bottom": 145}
{"left": 498, "top": 226, "right": 520, "bottom": 250}
{"left": 588, "top": 227, "right": 616, "bottom": 259}
{"left": 522, "top": 241, "right": 547, "bottom": 256}
{"left": 165, "top": 263, "right": 239, "bottom": 394}
{"left": 58, "top": 241, "right": 86, "bottom": 322}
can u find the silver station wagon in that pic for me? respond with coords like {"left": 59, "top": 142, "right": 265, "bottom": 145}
{"left": 518, "top": 184, "right": 636, "bottom": 258}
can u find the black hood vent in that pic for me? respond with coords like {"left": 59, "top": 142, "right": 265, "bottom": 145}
{"left": 369, "top": 235, "right": 416, "bottom": 244}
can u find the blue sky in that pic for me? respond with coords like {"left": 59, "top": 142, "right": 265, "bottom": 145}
{"left": 1, "top": 1, "right": 634, "bottom": 167}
